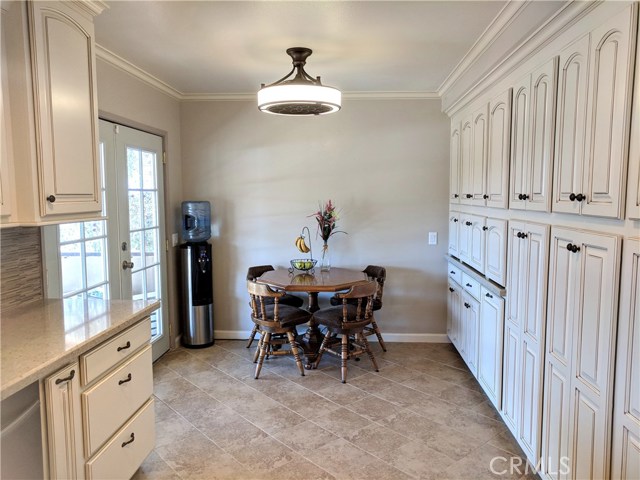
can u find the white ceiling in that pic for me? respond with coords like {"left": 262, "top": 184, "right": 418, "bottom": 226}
{"left": 94, "top": 1, "right": 565, "bottom": 97}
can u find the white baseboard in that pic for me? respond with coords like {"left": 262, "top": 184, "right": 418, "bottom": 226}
{"left": 213, "top": 330, "right": 450, "bottom": 343}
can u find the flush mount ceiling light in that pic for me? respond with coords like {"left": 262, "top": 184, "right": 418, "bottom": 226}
{"left": 258, "top": 47, "right": 341, "bottom": 116}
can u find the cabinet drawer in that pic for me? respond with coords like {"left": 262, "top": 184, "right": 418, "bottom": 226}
{"left": 82, "top": 345, "right": 153, "bottom": 457}
{"left": 80, "top": 318, "right": 150, "bottom": 386}
{"left": 448, "top": 262, "right": 462, "bottom": 283}
{"left": 85, "top": 398, "right": 155, "bottom": 480}
{"left": 462, "top": 273, "right": 481, "bottom": 299}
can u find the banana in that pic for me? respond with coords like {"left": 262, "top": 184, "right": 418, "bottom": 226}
{"left": 295, "top": 236, "right": 310, "bottom": 253}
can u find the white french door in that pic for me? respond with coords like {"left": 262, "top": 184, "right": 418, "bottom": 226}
{"left": 100, "top": 119, "right": 169, "bottom": 361}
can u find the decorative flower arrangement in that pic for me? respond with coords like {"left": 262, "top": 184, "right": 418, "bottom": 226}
{"left": 310, "top": 200, "right": 346, "bottom": 271}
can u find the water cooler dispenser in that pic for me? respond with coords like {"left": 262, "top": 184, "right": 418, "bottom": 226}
{"left": 180, "top": 201, "right": 214, "bottom": 348}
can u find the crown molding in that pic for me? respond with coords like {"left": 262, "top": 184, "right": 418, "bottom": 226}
{"left": 437, "top": 0, "right": 530, "bottom": 98}
{"left": 96, "top": 44, "right": 440, "bottom": 102}
{"left": 95, "top": 44, "right": 183, "bottom": 100}
{"left": 70, "top": 0, "right": 108, "bottom": 18}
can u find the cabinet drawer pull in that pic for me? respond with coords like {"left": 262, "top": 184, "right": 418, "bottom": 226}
{"left": 448, "top": 287, "right": 454, "bottom": 292}
{"left": 55, "top": 369, "right": 75, "bottom": 385}
{"left": 46, "top": 195, "right": 56, "bottom": 203}
{"left": 450, "top": 270, "right": 456, "bottom": 275}
{"left": 121, "top": 433, "right": 135, "bottom": 448}
{"left": 118, "top": 373, "right": 132, "bottom": 385}
{"left": 465, "top": 283, "right": 472, "bottom": 287}
{"left": 464, "top": 302, "right": 471, "bottom": 308}
{"left": 485, "top": 292, "right": 493, "bottom": 298}
{"left": 117, "top": 341, "right": 131, "bottom": 352}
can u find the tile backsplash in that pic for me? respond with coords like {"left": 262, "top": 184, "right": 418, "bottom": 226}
{"left": 1, "top": 227, "right": 44, "bottom": 310}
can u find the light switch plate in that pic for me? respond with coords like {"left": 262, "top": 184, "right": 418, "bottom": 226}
{"left": 428, "top": 232, "right": 437, "bottom": 245}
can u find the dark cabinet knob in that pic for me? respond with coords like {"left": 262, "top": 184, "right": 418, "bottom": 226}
{"left": 517, "top": 232, "right": 528, "bottom": 239}
{"left": 566, "top": 243, "right": 581, "bottom": 253}
{"left": 466, "top": 194, "right": 473, "bottom": 199}
{"left": 485, "top": 292, "right": 493, "bottom": 298}
{"left": 523, "top": 194, "right": 529, "bottom": 200}
{"left": 454, "top": 194, "right": 459, "bottom": 198}
{"left": 453, "top": 218, "right": 458, "bottom": 223}
{"left": 47, "top": 195, "right": 56, "bottom": 203}
{"left": 575, "top": 193, "right": 584, "bottom": 202}
{"left": 449, "top": 287, "right": 454, "bottom": 292}
{"left": 465, "top": 221, "right": 472, "bottom": 226}
{"left": 483, "top": 194, "right": 489, "bottom": 199}
{"left": 450, "top": 270, "right": 455, "bottom": 275}
{"left": 518, "top": 193, "right": 524, "bottom": 200}
{"left": 466, "top": 283, "right": 472, "bottom": 287}
{"left": 464, "top": 302, "right": 471, "bottom": 308}
{"left": 569, "top": 193, "right": 576, "bottom": 201}
{"left": 482, "top": 226, "right": 488, "bottom": 231}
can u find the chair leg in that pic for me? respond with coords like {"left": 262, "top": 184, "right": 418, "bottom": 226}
{"left": 246, "top": 324, "right": 258, "bottom": 348}
{"left": 360, "top": 333, "right": 379, "bottom": 372}
{"left": 341, "top": 334, "right": 349, "bottom": 383}
{"left": 253, "top": 334, "right": 263, "bottom": 363}
{"left": 370, "top": 319, "right": 387, "bottom": 352}
{"left": 314, "top": 332, "right": 332, "bottom": 369}
{"left": 255, "top": 332, "right": 271, "bottom": 379}
{"left": 287, "top": 331, "right": 305, "bottom": 376}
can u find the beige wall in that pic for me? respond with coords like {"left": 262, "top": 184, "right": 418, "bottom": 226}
{"left": 96, "top": 59, "right": 183, "bottom": 348}
{"left": 180, "top": 98, "right": 450, "bottom": 339}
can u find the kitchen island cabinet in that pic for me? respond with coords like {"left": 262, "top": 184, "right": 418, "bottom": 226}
{"left": 0, "top": 298, "right": 159, "bottom": 479}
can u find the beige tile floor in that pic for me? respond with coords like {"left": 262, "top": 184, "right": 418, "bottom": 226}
{"left": 133, "top": 340, "right": 540, "bottom": 480}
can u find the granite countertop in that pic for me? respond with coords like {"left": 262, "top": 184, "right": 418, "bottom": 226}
{"left": 1, "top": 298, "right": 160, "bottom": 400}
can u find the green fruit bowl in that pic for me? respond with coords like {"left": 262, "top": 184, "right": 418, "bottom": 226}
{"left": 290, "top": 259, "right": 317, "bottom": 272}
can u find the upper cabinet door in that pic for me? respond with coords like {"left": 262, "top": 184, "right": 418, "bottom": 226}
{"left": 486, "top": 89, "right": 511, "bottom": 209}
{"left": 471, "top": 104, "right": 489, "bottom": 204}
{"left": 627, "top": 20, "right": 640, "bottom": 220}
{"left": 552, "top": 34, "right": 590, "bottom": 215}
{"left": 582, "top": 4, "right": 636, "bottom": 219}
{"left": 527, "top": 57, "right": 558, "bottom": 212}
{"left": 450, "top": 120, "right": 461, "bottom": 203}
{"left": 485, "top": 217, "right": 507, "bottom": 287}
{"left": 0, "top": 6, "right": 15, "bottom": 223}
{"left": 28, "top": 2, "right": 102, "bottom": 217}
{"left": 448, "top": 211, "right": 460, "bottom": 258}
{"left": 509, "top": 75, "right": 530, "bottom": 211}
{"left": 460, "top": 116, "right": 474, "bottom": 205}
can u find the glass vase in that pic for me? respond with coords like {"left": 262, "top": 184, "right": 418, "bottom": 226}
{"left": 320, "top": 242, "right": 331, "bottom": 272}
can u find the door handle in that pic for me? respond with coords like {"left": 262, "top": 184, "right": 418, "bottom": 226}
{"left": 122, "top": 260, "right": 134, "bottom": 270}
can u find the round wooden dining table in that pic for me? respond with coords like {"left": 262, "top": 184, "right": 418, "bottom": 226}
{"left": 256, "top": 267, "right": 369, "bottom": 367}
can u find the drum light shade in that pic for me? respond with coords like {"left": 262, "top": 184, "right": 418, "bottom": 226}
{"left": 258, "top": 47, "right": 341, "bottom": 116}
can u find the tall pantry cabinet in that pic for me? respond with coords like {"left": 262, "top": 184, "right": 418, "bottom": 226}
{"left": 446, "top": 2, "right": 639, "bottom": 479}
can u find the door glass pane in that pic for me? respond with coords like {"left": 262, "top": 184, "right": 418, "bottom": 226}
{"left": 130, "top": 231, "right": 142, "bottom": 269}
{"left": 85, "top": 239, "right": 106, "bottom": 287}
{"left": 142, "top": 151, "right": 156, "bottom": 189}
{"left": 87, "top": 285, "right": 107, "bottom": 300}
{"left": 128, "top": 191, "right": 142, "bottom": 230}
{"left": 84, "top": 220, "right": 104, "bottom": 238}
{"left": 145, "top": 265, "right": 159, "bottom": 301}
{"left": 59, "top": 223, "right": 81, "bottom": 242}
{"left": 60, "top": 243, "right": 82, "bottom": 294}
{"left": 127, "top": 147, "right": 141, "bottom": 189}
{"left": 131, "top": 270, "right": 144, "bottom": 300}
{"left": 143, "top": 191, "right": 157, "bottom": 228}
{"left": 144, "top": 230, "right": 159, "bottom": 266}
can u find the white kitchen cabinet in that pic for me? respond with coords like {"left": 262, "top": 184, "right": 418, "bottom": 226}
{"left": 471, "top": 104, "right": 489, "bottom": 204}
{"left": 459, "top": 213, "right": 486, "bottom": 274}
{"left": 503, "top": 220, "right": 550, "bottom": 464}
{"left": 484, "top": 217, "right": 507, "bottom": 287}
{"left": 461, "top": 290, "right": 480, "bottom": 376}
{"left": 486, "top": 88, "right": 512, "bottom": 209}
{"left": 542, "top": 227, "right": 621, "bottom": 480}
{"left": 510, "top": 57, "right": 558, "bottom": 212}
{"left": 448, "top": 211, "right": 460, "bottom": 258}
{"left": 0, "top": 2, "right": 17, "bottom": 224}
{"left": 460, "top": 116, "right": 474, "bottom": 205}
{"left": 553, "top": 5, "right": 636, "bottom": 219}
{"left": 447, "top": 279, "right": 462, "bottom": 352}
{"left": 45, "top": 363, "right": 85, "bottom": 480}
{"left": 450, "top": 120, "right": 461, "bottom": 203}
{"left": 1, "top": 0, "right": 103, "bottom": 225}
{"left": 611, "top": 238, "right": 640, "bottom": 480}
{"left": 627, "top": 17, "right": 640, "bottom": 220}
{"left": 477, "top": 286, "right": 504, "bottom": 410}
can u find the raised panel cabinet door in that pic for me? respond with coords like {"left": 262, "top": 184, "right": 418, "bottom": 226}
{"left": 458, "top": 213, "right": 473, "bottom": 265}
{"left": 450, "top": 120, "right": 461, "bottom": 203}
{"left": 447, "top": 280, "right": 462, "bottom": 348}
{"left": 552, "top": 34, "right": 590, "bottom": 216}
{"left": 505, "top": 220, "right": 527, "bottom": 330}
{"left": 582, "top": 4, "right": 637, "bottom": 219}
{"left": 520, "top": 334, "right": 543, "bottom": 464}
{"left": 45, "top": 363, "right": 84, "bottom": 480}
{"left": 611, "top": 238, "right": 640, "bottom": 479}
{"left": 502, "top": 319, "right": 520, "bottom": 432}
{"left": 527, "top": 57, "right": 558, "bottom": 212}
{"left": 460, "top": 116, "right": 474, "bottom": 205}
{"left": 471, "top": 103, "right": 489, "bottom": 204}
{"left": 486, "top": 88, "right": 512, "bottom": 209}
{"left": 448, "top": 212, "right": 460, "bottom": 257}
{"left": 0, "top": 6, "right": 15, "bottom": 223}
{"left": 469, "top": 214, "right": 486, "bottom": 273}
{"left": 541, "top": 361, "right": 571, "bottom": 480}
{"left": 523, "top": 222, "right": 550, "bottom": 347}
{"left": 626, "top": 23, "right": 640, "bottom": 220}
{"left": 509, "top": 75, "right": 530, "bottom": 210}
{"left": 478, "top": 287, "right": 504, "bottom": 410}
{"left": 567, "top": 229, "right": 620, "bottom": 480}
{"left": 28, "top": 2, "right": 101, "bottom": 216}
{"left": 462, "top": 290, "right": 480, "bottom": 375}
{"left": 485, "top": 217, "right": 507, "bottom": 287}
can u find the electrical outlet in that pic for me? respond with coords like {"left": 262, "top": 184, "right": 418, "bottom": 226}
{"left": 171, "top": 233, "right": 179, "bottom": 247}
{"left": 428, "top": 232, "right": 437, "bottom": 245}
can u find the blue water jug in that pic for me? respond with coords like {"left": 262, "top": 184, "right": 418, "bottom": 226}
{"left": 182, "top": 201, "right": 211, "bottom": 242}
